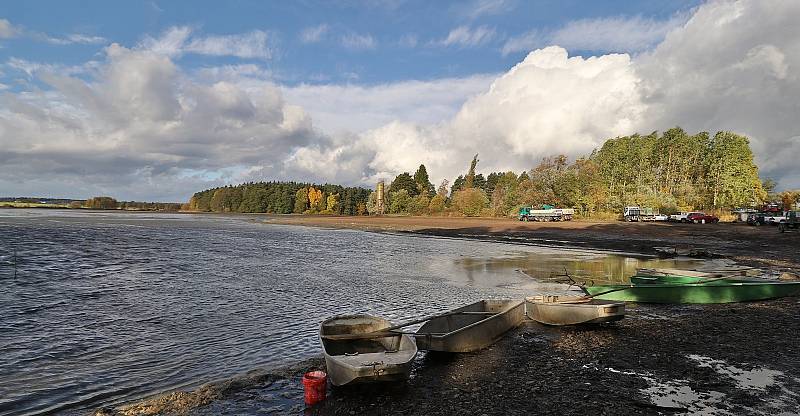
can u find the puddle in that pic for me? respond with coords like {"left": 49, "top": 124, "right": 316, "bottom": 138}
{"left": 640, "top": 379, "right": 728, "bottom": 415}
{"left": 589, "top": 356, "right": 799, "bottom": 416}
{"left": 687, "top": 355, "right": 783, "bottom": 391}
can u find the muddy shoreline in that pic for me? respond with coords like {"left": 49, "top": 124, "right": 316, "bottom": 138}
{"left": 263, "top": 215, "right": 800, "bottom": 271}
{"left": 101, "top": 300, "right": 800, "bottom": 415}
{"left": 96, "top": 215, "right": 800, "bottom": 415}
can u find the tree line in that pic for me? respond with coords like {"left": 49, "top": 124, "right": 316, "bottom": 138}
{"left": 185, "top": 127, "right": 798, "bottom": 218}
{"left": 82, "top": 197, "right": 182, "bottom": 211}
{"left": 375, "top": 128, "right": 793, "bottom": 217}
{"left": 186, "top": 181, "right": 371, "bottom": 215}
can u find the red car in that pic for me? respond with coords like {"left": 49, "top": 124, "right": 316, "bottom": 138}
{"left": 686, "top": 212, "right": 719, "bottom": 223}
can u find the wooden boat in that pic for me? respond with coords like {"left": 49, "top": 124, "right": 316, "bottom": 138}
{"left": 525, "top": 295, "right": 625, "bottom": 325}
{"left": 414, "top": 299, "right": 525, "bottom": 352}
{"left": 319, "top": 315, "right": 417, "bottom": 386}
{"left": 582, "top": 281, "right": 800, "bottom": 304}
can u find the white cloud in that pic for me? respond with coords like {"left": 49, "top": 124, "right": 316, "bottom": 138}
{"left": 458, "top": 0, "right": 516, "bottom": 20}
{"left": 437, "top": 25, "right": 496, "bottom": 48}
{"left": 500, "top": 30, "right": 541, "bottom": 56}
{"left": 340, "top": 33, "right": 377, "bottom": 50}
{"left": 187, "top": 30, "right": 271, "bottom": 59}
{"left": 282, "top": 74, "right": 497, "bottom": 133}
{"left": 350, "top": 47, "right": 643, "bottom": 184}
{"left": 300, "top": 24, "right": 329, "bottom": 43}
{"left": 502, "top": 14, "right": 688, "bottom": 56}
{"left": 6, "top": 57, "right": 93, "bottom": 77}
{"left": 398, "top": 33, "right": 418, "bottom": 48}
{"left": 634, "top": 0, "right": 800, "bottom": 187}
{"left": 0, "top": 44, "right": 319, "bottom": 201}
{"left": 44, "top": 33, "right": 108, "bottom": 45}
{"left": 139, "top": 26, "right": 272, "bottom": 59}
{"left": 0, "top": 18, "right": 20, "bottom": 38}
{"left": 139, "top": 26, "right": 192, "bottom": 56}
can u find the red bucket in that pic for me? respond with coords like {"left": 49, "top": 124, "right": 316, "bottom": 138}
{"left": 302, "top": 370, "right": 327, "bottom": 406}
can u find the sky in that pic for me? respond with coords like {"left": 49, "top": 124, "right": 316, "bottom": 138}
{"left": 1, "top": 0, "right": 799, "bottom": 202}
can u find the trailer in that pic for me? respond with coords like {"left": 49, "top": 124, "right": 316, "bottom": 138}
{"left": 518, "top": 206, "right": 574, "bottom": 222}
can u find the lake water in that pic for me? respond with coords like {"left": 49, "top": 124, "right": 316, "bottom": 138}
{"left": 0, "top": 210, "right": 714, "bottom": 415}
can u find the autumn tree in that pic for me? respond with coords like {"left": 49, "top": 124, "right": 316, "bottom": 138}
{"left": 389, "top": 189, "right": 412, "bottom": 214}
{"left": 294, "top": 188, "right": 308, "bottom": 213}
{"left": 452, "top": 188, "right": 488, "bottom": 217}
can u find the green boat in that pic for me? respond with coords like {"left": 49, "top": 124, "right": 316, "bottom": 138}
{"left": 582, "top": 281, "right": 800, "bottom": 304}
{"left": 631, "top": 268, "right": 760, "bottom": 285}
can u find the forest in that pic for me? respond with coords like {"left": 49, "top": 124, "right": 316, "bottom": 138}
{"left": 188, "top": 128, "right": 799, "bottom": 217}
{"left": 186, "top": 181, "right": 371, "bottom": 215}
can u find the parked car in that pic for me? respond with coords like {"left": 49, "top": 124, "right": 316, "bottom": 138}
{"left": 669, "top": 212, "right": 690, "bottom": 222}
{"left": 764, "top": 212, "right": 787, "bottom": 225}
{"left": 686, "top": 212, "right": 719, "bottom": 223}
{"left": 653, "top": 214, "right": 669, "bottom": 221}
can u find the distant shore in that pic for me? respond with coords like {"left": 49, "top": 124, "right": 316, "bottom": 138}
{"left": 264, "top": 215, "right": 800, "bottom": 272}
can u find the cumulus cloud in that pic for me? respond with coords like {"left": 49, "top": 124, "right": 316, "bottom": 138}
{"left": 349, "top": 47, "right": 643, "bottom": 184}
{"left": 634, "top": 0, "right": 800, "bottom": 187}
{"left": 502, "top": 14, "right": 688, "bottom": 55}
{"left": 0, "top": 44, "right": 321, "bottom": 200}
{"left": 139, "top": 26, "right": 272, "bottom": 59}
{"left": 437, "top": 25, "right": 496, "bottom": 48}
{"left": 340, "top": 33, "right": 377, "bottom": 50}
{"left": 300, "top": 24, "right": 329, "bottom": 43}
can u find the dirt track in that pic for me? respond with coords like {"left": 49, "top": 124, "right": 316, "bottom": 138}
{"left": 265, "top": 215, "right": 800, "bottom": 271}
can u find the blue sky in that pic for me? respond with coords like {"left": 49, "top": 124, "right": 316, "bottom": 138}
{"left": 1, "top": 0, "right": 699, "bottom": 86}
{"left": 2, "top": 0, "right": 799, "bottom": 201}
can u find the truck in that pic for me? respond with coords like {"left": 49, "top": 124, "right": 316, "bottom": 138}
{"left": 518, "top": 205, "right": 574, "bottom": 221}
{"left": 623, "top": 206, "right": 661, "bottom": 222}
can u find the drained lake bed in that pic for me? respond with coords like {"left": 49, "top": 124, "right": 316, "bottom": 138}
{"left": 1, "top": 210, "right": 722, "bottom": 415}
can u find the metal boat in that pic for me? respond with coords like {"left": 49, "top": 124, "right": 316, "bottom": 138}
{"left": 525, "top": 295, "right": 625, "bottom": 325}
{"left": 319, "top": 315, "right": 417, "bottom": 386}
{"left": 414, "top": 299, "right": 525, "bottom": 352}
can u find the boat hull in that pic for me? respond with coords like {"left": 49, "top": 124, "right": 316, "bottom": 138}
{"left": 320, "top": 315, "right": 417, "bottom": 386}
{"left": 414, "top": 299, "right": 525, "bottom": 352}
{"left": 525, "top": 295, "right": 625, "bottom": 325}
{"left": 583, "top": 282, "right": 800, "bottom": 304}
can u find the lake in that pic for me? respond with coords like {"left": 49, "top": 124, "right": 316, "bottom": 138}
{"left": 0, "top": 210, "right": 712, "bottom": 415}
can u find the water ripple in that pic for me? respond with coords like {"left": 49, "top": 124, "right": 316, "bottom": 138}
{"left": 0, "top": 210, "right": 709, "bottom": 415}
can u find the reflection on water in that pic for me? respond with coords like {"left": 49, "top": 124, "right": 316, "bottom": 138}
{"left": 456, "top": 249, "right": 728, "bottom": 286}
{"left": 0, "top": 210, "right": 720, "bottom": 415}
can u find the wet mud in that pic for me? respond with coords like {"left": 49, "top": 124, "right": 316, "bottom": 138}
{"left": 100, "top": 299, "right": 800, "bottom": 415}
{"left": 303, "top": 299, "right": 800, "bottom": 416}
